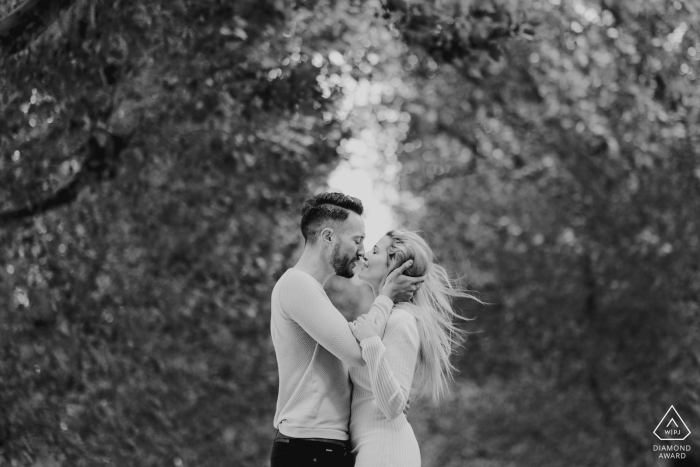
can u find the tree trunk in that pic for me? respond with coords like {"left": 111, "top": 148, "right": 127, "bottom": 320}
{"left": 0, "top": 131, "right": 127, "bottom": 225}
{"left": 0, "top": 0, "right": 76, "bottom": 56}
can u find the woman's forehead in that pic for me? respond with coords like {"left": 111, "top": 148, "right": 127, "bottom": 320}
{"left": 375, "top": 235, "right": 392, "bottom": 249}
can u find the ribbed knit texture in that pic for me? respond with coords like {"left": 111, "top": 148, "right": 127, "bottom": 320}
{"left": 349, "top": 308, "right": 421, "bottom": 467}
{"left": 270, "top": 268, "right": 393, "bottom": 440}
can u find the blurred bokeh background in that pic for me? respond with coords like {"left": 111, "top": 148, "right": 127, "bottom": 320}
{"left": 1, "top": 0, "right": 699, "bottom": 466}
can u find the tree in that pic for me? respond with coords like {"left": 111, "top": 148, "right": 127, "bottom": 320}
{"left": 384, "top": 0, "right": 700, "bottom": 466}
{"left": 0, "top": 0, "right": 344, "bottom": 464}
{"left": 0, "top": 0, "right": 521, "bottom": 465}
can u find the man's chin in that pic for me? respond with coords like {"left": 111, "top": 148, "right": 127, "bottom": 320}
{"left": 336, "top": 271, "right": 354, "bottom": 279}
{"left": 334, "top": 263, "right": 356, "bottom": 279}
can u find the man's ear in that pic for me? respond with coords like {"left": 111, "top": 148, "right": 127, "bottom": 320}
{"left": 320, "top": 227, "right": 334, "bottom": 245}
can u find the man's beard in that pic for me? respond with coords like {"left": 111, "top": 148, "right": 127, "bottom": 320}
{"left": 331, "top": 242, "right": 356, "bottom": 279}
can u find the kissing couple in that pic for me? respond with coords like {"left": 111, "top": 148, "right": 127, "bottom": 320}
{"left": 270, "top": 192, "right": 480, "bottom": 467}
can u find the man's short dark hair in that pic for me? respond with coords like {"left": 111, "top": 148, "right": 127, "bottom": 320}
{"left": 300, "top": 192, "right": 363, "bottom": 244}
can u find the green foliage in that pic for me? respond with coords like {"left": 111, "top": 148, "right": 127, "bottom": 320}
{"left": 387, "top": 0, "right": 700, "bottom": 465}
{"left": 3, "top": 0, "right": 697, "bottom": 466}
{"left": 0, "top": 0, "right": 353, "bottom": 465}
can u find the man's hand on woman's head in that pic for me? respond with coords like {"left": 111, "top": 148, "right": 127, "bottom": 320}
{"left": 379, "top": 260, "right": 425, "bottom": 303}
{"left": 349, "top": 314, "right": 383, "bottom": 341}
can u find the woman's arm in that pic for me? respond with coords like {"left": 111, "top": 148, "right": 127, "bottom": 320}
{"left": 359, "top": 319, "right": 419, "bottom": 420}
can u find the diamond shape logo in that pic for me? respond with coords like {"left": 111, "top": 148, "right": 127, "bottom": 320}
{"left": 654, "top": 406, "right": 691, "bottom": 441}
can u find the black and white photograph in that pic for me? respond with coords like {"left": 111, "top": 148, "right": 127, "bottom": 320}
{"left": 0, "top": 0, "right": 698, "bottom": 466}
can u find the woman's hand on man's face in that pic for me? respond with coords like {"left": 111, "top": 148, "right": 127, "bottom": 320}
{"left": 349, "top": 314, "right": 383, "bottom": 341}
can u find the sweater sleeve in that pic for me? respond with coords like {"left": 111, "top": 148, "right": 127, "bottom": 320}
{"left": 364, "top": 294, "right": 393, "bottom": 336}
{"left": 359, "top": 319, "right": 420, "bottom": 420}
{"left": 278, "top": 272, "right": 393, "bottom": 367}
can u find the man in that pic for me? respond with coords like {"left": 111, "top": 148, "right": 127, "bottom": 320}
{"left": 270, "top": 192, "right": 423, "bottom": 467}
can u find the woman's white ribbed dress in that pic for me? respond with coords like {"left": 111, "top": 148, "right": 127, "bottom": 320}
{"left": 349, "top": 307, "right": 421, "bottom": 467}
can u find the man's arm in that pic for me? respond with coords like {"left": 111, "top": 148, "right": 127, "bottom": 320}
{"left": 279, "top": 274, "right": 392, "bottom": 367}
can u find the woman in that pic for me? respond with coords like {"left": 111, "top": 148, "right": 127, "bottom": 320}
{"left": 348, "top": 230, "right": 481, "bottom": 467}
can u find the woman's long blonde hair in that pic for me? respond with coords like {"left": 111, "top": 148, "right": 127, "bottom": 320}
{"left": 384, "top": 230, "right": 481, "bottom": 405}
